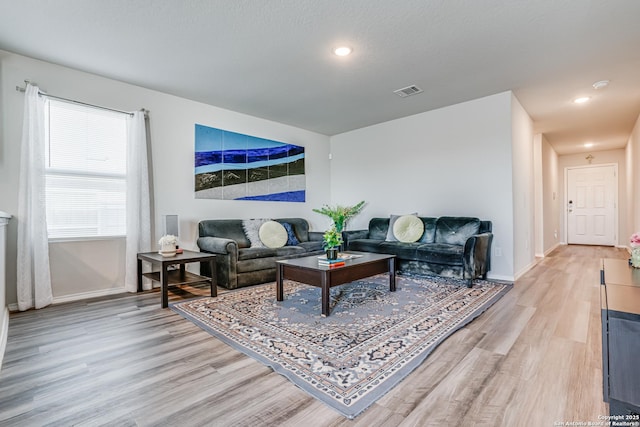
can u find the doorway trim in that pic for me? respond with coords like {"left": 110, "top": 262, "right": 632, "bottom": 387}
{"left": 563, "top": 163, "right": 618, "bottom": 246}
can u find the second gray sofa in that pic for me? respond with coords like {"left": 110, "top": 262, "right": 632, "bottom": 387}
{"left": 343, "top": 216, "right": 493, "bottom": 286}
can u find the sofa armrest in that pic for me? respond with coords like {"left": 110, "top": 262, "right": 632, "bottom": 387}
{"left": 197, "top": 236, "right": 239, "bottom": 288}
{"left": 308, "top": 231, "right": 324, "bottom": 242}
{"left": 197, "top": 236, "right": 238, "bottom": 255}
{"left": 343, "top": 229, "right": 369, "bottom": 250}
{"left": 463, "top": 232, "right": 493, "bottom": 279}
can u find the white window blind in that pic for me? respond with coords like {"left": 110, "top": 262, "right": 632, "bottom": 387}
{"left": 45, "top": 100, "right": 127, "bottom": 239}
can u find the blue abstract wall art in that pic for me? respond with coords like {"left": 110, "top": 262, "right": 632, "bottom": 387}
{"left": 194, "top": 124, "right": 305, "bottom": 202}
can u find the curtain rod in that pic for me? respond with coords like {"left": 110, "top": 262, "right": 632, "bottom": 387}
{"left": 15, "top": 81, "right": 147, "bottom": 117}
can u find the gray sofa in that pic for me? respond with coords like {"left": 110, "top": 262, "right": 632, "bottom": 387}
{"left": 343, "top": 216, "right": 493, "bottom": 286}
{"left": 197, "top": 218, "right": 324, "bottom": 289}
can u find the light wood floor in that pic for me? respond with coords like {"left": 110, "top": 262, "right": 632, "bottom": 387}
{"left": 0, "top": 245, "right": 627, "bottom": 426}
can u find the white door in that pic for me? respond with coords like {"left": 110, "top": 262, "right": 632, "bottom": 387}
{"left": 566, "top": 165, "right": 616, "bottom": 246}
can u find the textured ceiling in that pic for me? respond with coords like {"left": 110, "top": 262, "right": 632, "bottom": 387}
{"left": 1, "top": 0, "right": 639, "bottom": 155}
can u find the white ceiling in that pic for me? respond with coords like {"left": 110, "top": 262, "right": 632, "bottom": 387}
{"left": 1, "top": 0, "right": 639, "bottom": 155}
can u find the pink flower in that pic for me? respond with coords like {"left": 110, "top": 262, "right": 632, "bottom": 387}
{"left": 631, "top": 233, "right": 640, "bottom": 248}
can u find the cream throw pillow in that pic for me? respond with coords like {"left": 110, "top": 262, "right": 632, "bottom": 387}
{"left": 393, "top": 214, "right": 424, "bottom": 243}
{"left": 386, "top": 212, "right": 418, "bottom": 241}
{"left": 259, "top": 220, "right": 288, "bottom": 248}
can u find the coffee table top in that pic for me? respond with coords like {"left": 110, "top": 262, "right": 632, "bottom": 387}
{"left": 277, "top": 251, "right": 394, "bottom": 270}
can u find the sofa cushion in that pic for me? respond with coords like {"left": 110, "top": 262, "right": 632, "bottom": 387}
{"left": 418, "top": 217, "right": 437, "bottom": 243}
{"left": 199, "top": 219, "right": 250, "bottom": 248}
{"left": 416, "top": 243, "right": 464, "bottom": 265}
{"left": 393, "top": 215, "right": 424, "bottom": 243}
{"left": 276, "top": 218, "right": 310, "bottom": 242}
{"left": 348, "top": 239, "right": 385, "bottom": 253}
{"left": 434, "top": 217, "right": 480, "bottom": 245}
{"left": 238, "top": 245, "right": 304, "bottom": 261}
{"left": 238, "top": 247, "right": 278, "bottom": 260}
{"left": 242, "top": 219, "right": 269, "bottom": 248}
{"left": 274, "top": 246, "right": 306, "bottom": 257}
{"left": 236, "top": 247, "right": 307, "bottom": 273}
{"left": 296, "top": 240, "right": 324, "bottom": 252}
{"left": 281, "top": 222, "right": 300, "bottom": 245}
{"left": 259, "top": 220, "right": 288, "bottom": 248}
{"left": 379, "top": 242, "right": 420, "bottom": 260}
{"left": 368, "top": 218, "right": 390, "bottom": 240}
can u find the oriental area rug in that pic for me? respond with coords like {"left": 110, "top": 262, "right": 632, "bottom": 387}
{"left": 170, "top": 274, "right": 511, "bottom": 419}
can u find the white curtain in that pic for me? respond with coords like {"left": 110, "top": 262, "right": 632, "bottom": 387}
{"left": 17, "top": 84, "right": 53, "bottom": 311}
{"left": 124, "top": 111, "right": 152, "bottom": 292}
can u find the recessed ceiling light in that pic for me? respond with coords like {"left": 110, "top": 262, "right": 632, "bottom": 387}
{"left": 333, "top": 46, "right": 352, "bottom": 56}
{"left": 592, "top": 80, "right": 610, "bottom": 90}
{"left": 573, "top": 96, "right": 591, "bottom": 104}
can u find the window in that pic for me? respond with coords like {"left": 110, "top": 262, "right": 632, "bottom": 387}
{"left": 45, "top": 100, "right": 128, "bottom": 239}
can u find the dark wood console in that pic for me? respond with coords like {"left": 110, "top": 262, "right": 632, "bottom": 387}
{"left": 600, "top": 258, "right": 640, "bottom": 417}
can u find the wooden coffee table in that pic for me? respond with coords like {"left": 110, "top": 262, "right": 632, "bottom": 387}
{"left": 137, "top": 250, "right": 216, "bottom": 308}
{"left": 276, "top": 252, "right": 396, "bottom": 316}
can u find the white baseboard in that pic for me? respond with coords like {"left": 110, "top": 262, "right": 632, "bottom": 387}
{"left": 52, "top": 287, "right": 127, "bottom": 305}
{"left": 486, "top": 273, "right": 515, "bottom": 282}
{"left": 514, "top": 258, "right": 540, "bottom": 281}
{"left": 0, "top": 307, "right": 8, "bottom": 372}
{"left": 544, "top": 242, "right": 562, "bottom": 257}
{"left": 8, "top": 287, "right": 127, "bottom": 312}
{"left": 501, "top": 243, "right": 561, "bottom": 283}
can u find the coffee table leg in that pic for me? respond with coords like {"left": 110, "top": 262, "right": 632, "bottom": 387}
{"left": 276, "top": 263, "right": 284, "bottom": 301}
{"left": 209, "top": 259, "right": 217, "bottom": 297}
{"left": 389, "top": 257, "right": 396, "bottom": 292}
{"left": 321, "top": 273, "right": 330, "bottom": 317}
{"left": 161, "top": 264, "right": 168, "bottom": 308}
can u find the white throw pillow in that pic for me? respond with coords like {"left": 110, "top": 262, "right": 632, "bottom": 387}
{"left": 385, "top": 213, "right": 418, "bottom": 241}
{"left": 393, "top": 214, "right": 424, "bottom": 243}
{"left": 242, "top": 218, "right": 269, "bottom": 248}
{"left": 259, "top": 220, "right": 288, "bottom": 248}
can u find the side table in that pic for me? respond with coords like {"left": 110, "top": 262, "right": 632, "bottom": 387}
{"left": 137, "top": 250, "right": 217, "bottom": 308}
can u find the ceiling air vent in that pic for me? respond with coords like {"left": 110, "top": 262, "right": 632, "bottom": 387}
{"left": 393, "top": 85, "right": 423, "bottom": 98}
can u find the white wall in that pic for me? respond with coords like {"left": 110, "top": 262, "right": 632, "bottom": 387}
{"left": 0, "top": 213, "right": 10, "bottom": 370}
{"left": 0, "top": 51, "right": 331, "bottom": 305}
{"left": 557, "top": 149, "right": 627, "bottom": 246}
{"left": 533, "top": 134, "right": 544, "bottom": 257}
{"left": 510, "top": 94, "right": 535, "bottom": 278}
{"left": 627, "top": 113, "right": 640, "bottom": 242}
{"left": 329, "top": 92, "right": 516, "bottom": 280}
{"left": 533, "top": 133, "right": 561, "bottom": 258}
{"left": 541, "top": 135, "right": 560, "bottom": 254}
